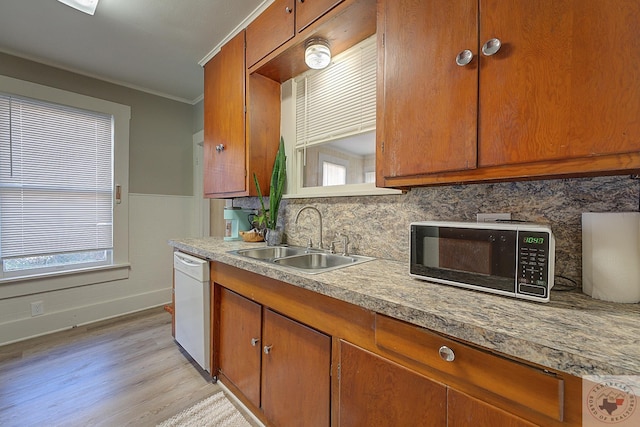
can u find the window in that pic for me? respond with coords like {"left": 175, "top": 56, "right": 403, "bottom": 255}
{"left": 0, "top": 76, "right": 130, "bottom": 282}
{"left": 281, "top": 35, "right": 400, "bottom": 197}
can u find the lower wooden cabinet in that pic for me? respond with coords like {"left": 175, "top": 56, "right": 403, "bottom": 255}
{"left": 338, "top": 340, "right": 447, "bottom": 426}
{"left": 218, "top": 287, "right": 262, "bottom": 407}
{"left": 211, "top": 262, "right": 581, "bottom": 426}
{"left": 216, "top": 286, "right": 331, "bottom": 427}
{"left": 262, "top": 309, "right": 331, "bottom": 427}
{"left": 448, "top": 389, "right": 536, "bottom": 427}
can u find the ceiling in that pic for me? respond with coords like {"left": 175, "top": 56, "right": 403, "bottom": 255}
{"left": 0, "top": 0, "right": 270, "bottom": 104}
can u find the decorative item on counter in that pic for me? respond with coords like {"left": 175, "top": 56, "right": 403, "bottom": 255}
{"left": 253, "top": 137, "right": 287, "bottom": 246}
{"left": 239, "top": 229, "right": 264, "bottom": 242}
{"left": 582, "top": 212, "right": 640, "bottom": 303}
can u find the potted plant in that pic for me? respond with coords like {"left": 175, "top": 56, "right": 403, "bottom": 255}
{"left": 253, "top": 137, "right": 286, "bottom": 245}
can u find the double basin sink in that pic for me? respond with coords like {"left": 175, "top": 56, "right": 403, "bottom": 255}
{"left": 229, "top": 245, "right": 374, "bottom": 274}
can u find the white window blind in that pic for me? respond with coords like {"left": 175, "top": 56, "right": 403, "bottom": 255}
{"left": 296, "top": 35, "right": 376, "bottom": 147}
{"left": 0, "top": 94, "right": 113, "bottom": 271}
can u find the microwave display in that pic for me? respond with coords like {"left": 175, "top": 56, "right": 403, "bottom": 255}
{"left": 410, "top": 222, "right": 554, "bottom": 302}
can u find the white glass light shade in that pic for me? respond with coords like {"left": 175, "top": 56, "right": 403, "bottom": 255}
{"left": 57, "top": 0, "right": 99, "bottom": 15}
{"left": 305, "top": 40, "right": 331, "bottom": 70}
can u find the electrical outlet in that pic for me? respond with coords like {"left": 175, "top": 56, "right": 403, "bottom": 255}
{"left": 477, "top": 213, "right": 512, "bottom": 223}
{"left": 31, "top": 301, "right": 44, "bottom": 317}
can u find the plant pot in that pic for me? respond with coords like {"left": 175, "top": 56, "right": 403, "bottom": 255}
{"left": 265, "top": 228, "right": 284, "bottom": 246}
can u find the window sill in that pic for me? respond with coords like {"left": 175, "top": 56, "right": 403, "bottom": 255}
{"left": 0, "top": 263, "right": 131, "bottom": 299}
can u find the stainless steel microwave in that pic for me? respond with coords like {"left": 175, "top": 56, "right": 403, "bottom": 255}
{"left": 410, "top": 221, "right": 555, "bottom": 302}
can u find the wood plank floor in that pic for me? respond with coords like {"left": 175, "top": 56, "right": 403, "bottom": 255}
{"left": 0, "top": 307, "right": 255, "bottom": 427}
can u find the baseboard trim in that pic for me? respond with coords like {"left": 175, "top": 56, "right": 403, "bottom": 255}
{"left": 0, "top": 289, "right": 171, "bottom": 346}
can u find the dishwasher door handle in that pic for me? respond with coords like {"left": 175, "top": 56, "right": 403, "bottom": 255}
{"left": 175, "top": 253, "right": 203, "bottom": 267}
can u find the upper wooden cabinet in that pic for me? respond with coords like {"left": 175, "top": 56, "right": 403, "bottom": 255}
{"left": 204, "top": 31, "right": 246, "bottom": 197}
{"left": 377, "top": 0, "right": 640, "bottom": 188}
{"left": 246, "top": 0, "right": 345, "bottom": 68}
{"left": 246, "top": 0, "right": 295, "bottom": 68}
{"left": 296, "top": 0, "right": 344, "bottom": 32}
{"left": 204, "top": 31, "right": 280, "bottom": 198}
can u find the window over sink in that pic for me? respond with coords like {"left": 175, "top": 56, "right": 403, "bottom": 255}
{"left": 281, "top": 35, "right": 399, "bottom": 198}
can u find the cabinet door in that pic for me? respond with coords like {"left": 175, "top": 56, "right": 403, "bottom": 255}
{"left": 261, "top": 309, "right": 331, "bottom": 427}
{"left": 203, "top": 31, "right": 246, "bottom": 196}
{"left": 448, "top": 389, "right": 537, "bottom": 427}
{"left": 246, "top": 0, "right": 295, "bottom": 68}
{"left": 218, "top": 288, "right": 262, "bottom": 408}
{"left": 377, "top": 0, "right": 478, "bottom": 182}
{"left": 295, "top": 0, "right": 343, "bottom": 32}
{"left": 479, "top": 0, "right": 640, "bottom": 167}
{"left": 338, "top": 341, "right": 447, "bottom": 427}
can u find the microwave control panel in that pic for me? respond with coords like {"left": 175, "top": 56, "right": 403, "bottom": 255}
{"left": 517, "top": 231, "right": 551, "bottom": 297}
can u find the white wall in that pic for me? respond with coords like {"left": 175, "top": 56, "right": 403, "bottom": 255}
{"left": 0, "top": 193, "right": 193, "bottom": 346}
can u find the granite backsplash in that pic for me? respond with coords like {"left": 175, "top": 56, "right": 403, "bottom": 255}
{"left": 232, "top": 175, "right": 640, "bottom": 289}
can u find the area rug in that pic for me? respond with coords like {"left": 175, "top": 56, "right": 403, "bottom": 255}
{"left": 157, "top": 391, "right": 252, "bottom": 427}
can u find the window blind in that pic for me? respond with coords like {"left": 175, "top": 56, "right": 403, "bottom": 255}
{"left": 0, "top": 94, "right": 113, "bottom": 261}
{"left": 295, "top": 35, "right": 376, "bottom": 147}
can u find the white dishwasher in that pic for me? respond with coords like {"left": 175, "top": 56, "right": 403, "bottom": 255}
{"left": 173, "top": 251, "right": 210, "bottom": 372}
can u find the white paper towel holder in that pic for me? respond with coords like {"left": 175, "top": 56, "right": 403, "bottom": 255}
{"left": 582, "top": 212, "right": 640, "bottom": 303}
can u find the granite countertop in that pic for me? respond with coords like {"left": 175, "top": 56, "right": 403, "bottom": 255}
{"left": 169, "top": 237, "right": 639, "bottom": 377}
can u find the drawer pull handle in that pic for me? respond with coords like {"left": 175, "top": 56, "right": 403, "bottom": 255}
{"left": 264, "top": 345, "right": 273, "bottom": 354}
{"left": 438, "top": 345, "right": 455, "bottom": 362}
{"left": 285, "top": 6, "right": 292, "bottom": 13}
{"left": 215, "top": 143, "right": 225, "bottom": 152}
{"left": 251, "top": 337, "right": 260, "bottom": 346}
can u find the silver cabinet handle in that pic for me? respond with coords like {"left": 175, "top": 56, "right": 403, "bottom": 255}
{"left": 481, "top": 38, "right": 502, "bottom": 56}
{"left": 264, "top": 345, "right": 273, "bottom": 354}
{"left": 285, "top": 6, "right": 292, "bottom": 13}
{"left": 298, "top": 0, "right": 305, "bottom": 2}
{"left": 251, "top": 338, "right": 260, "bottom": 347}
{"left": 438, "top": 345, "right": 455, "bottom": 362}
{"left": 215, "top": 144, "right": 225, "bottom": 152}
{"left": 455, "top": 49, "right": 474, "bottom": 66}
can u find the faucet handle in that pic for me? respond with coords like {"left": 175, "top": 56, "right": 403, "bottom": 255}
{"left": 306, "top": 238, "right": 313, "bottom": 249}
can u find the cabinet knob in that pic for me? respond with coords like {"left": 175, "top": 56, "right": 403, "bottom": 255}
{"left": 215, "top": 143, "right": 225, "bottom": 152}
{"left": 481, "top": 38, "right": 502, "bottom": 56}
{"left": 298, "top": 0, "right": 305, "bottom": 2}
{"left": 285, "top": 6, "right": 292, "bottom": 13}
{"left": 455, "top": 49, "right": 474, "bottom": 66}
{"left": 251, "top": 337, "right": 260, "bottom": 346}
{"left": 264, "top": 345, "right": 273, "bottom": 354}
{"left": 438, "top": 345, "right": 455, "bottom": 362}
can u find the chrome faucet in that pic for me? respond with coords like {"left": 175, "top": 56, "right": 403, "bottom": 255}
{"left": 294, "top": 206, "right": 323, "bottom": 249}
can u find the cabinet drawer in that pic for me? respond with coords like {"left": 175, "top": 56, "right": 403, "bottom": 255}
{"left": 375, "top": 314, "right": 564, "bottom": 422}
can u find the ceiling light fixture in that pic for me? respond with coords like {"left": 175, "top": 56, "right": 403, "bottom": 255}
{"left": 304, "top": 38, "right": 331, "bottom": 70}
{"left": 57, "top": 0, "right": 99, "bottom": 15}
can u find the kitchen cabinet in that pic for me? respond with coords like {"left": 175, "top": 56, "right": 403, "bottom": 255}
{"left": 448, "top": 389, "right": 537, "bottom": 427}
{"left": 210, "top": 262, "right": 581, "bottom": 426}
{"left": 246, "top": 0, "right": 345, "bottom": 68}
{"left": 338, "top": 340, "right": 447, "bottom": 426}
{"left": 218, "top": 287, "right": 262, "bottom": 407}
{"left": 214, "top": 282, "right": 331, "bottom": 426}
{"left": 295, "top": 0, "right": 344, "bottom": 32}
{"left": 338, "top": 341, "right": 538, "bottom": 427}
{"left": 377, "top": 0, "right": 640, "bottom": 187}
{"left": 246, "top": 0, "right": 295, "bottom": 68}
{"left": 203, "top": 30, "right": 280, "bottom": 198}
{"left": 203, "top": 31, "right": 246, "bottom": 197}
{"left": 261, "top": 308, "right": 331, "bottom": 427}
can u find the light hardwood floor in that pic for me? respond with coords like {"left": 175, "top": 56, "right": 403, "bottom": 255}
{"left": 0, "top": 307, "right": 253, "bottom": 427}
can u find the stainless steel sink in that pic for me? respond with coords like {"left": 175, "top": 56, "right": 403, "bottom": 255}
{"left": 229, "top": 246, "right": 374, "bottom": 274}
{"left": 232, "top": 246, "right": 309, "bottom": 260}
